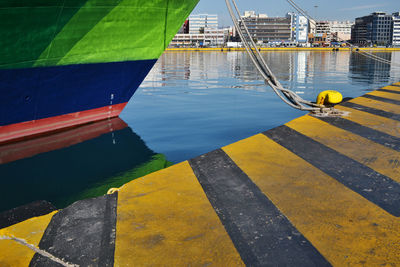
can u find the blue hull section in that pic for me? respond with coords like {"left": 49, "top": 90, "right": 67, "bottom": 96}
{"left": 0, "top": 60, "right": 157, "bottom": 126}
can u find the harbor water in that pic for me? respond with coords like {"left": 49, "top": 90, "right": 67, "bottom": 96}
{"left": 1, "top": 50, "right": 400, "bottom": 212}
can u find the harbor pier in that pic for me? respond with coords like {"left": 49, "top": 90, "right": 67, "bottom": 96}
{"left": 1, "top": 82, "right": 400, "bottom": 266}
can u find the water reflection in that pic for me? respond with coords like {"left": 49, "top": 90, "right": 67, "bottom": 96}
{"left": 143, "top": 51, "right": 400, "bottom": 101}
{"left": 0, "top": 117, "right": 171, "bottom": 212}
{"left": 349, "top": 52, "right": 394, "bottom": 85}
{"left": 125, "top": 51, "right": 400, "bottom": 165}
{"left": 145, "top": 51, "right": 400, "bottom": 93}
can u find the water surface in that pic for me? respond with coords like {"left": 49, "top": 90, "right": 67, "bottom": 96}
{"left": 122, "top": 51, "right": 400, "bottom": 163}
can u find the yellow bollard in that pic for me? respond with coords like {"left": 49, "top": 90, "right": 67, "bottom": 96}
{"left": 316, "top": 90, "right": 343, "bottom": 105}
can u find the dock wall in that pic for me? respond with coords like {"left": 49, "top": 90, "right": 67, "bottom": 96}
{"left": 166, "top": 47, "right": 400, "bottom": 52}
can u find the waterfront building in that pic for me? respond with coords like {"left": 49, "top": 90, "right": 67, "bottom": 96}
{"left": 307, "top": 21, "right": 330, "bottom": 46}
{"left": 188, "top": 14, "right": 218, "bottom": 34}
{"left": 288, "top": 13, "right": 309, "bottom": 43}
{"left": 170, "top": 28, "right": 228, "bottom": 47}
{"left": 329, "top": 21, "right": 353, "bottom": 41}
{"left": 316, "top": 21, "right": 331, "bottom": 41}
{"left": 392, "top": 12, "right": 400, "bottom": 46}
{"left": 204, "top": 28, "right": 228, "bottom": 46}
{"left": 309, "top": 19, "right": 316, "bottom": 34}
{"left": 351, "top": 12, "right": 393, "bottom": 46}
{"left": 171, "top": 14, "right": 226, "bottom": 47}
{"left": 307, "top": 20, "right": 353, "bottom": 44}
{"left": 307, "top": 33, "right": 329, "bottom": 46}
{"left": 240, "top": 11, "right": 291, "bottom": 42}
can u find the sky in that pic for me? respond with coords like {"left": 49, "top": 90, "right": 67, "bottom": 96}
{"left": 192, "top": 0, "right": 400, "bottom": 26}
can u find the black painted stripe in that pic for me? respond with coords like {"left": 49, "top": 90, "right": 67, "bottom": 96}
{"left": 340, "top": 101, "right": 400, "bottom": 121}
{"left": 362, "top": 94, "right": 400, "bottom": 105}
{"left": 378, "top": 88, "right": 400, "bottom": 94}
{"left": 30, "top": 193, "right": 118, "bottom": 267}
{"left": 189, "top": 149, "right": 331, "bottom": 267}
{"left": 316, "top": 116, "right": 400, "bottom": 151}
{"left": 392, "top": 84, "right": 400, "bottom": 88}
{"left": 264, "top": 126, "right": 400, "bottom": 217}
{"left": 0, "top": 200, "right": 56, "bottom": 229}
{"left": 98, "top": 193, "right": 118, "bottom": 266}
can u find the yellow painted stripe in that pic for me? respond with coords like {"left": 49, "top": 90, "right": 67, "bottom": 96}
{"left": 223, "top": 134, "right": 400, "bottom": 266}
{"left": 367, "top": 90, "right": 400, "bottom": 101}
{"left": 393, "top": 82, "right": 400, "bottom": 86}
{"left": 286, "top": 115, "right": 400, "bottom": 183}
{"left": 336, "top": 106, "right": 400, "bottom": 138}
{"left": 350, "top": 97, "right": 400, "bottom": 114}
{"left": 0, "top": 211, "right": 56, "bottom": 266}
{"left": 382, "top": 85, "right": 400, "bottom": 91}
{"left": 114, "top": 161, "right": 244, "bottom": 266}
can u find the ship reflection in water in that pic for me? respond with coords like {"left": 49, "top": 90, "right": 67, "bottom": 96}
{"left": 0, "top": 117, "right": 171, "bottom": 212}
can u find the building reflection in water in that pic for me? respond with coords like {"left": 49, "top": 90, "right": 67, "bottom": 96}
{"left": 349, "top": 52, "right": 398, "bottom": 85}
{"left": 0, "top": 117, "right": 171, "bottom": 213}
{"left": 142, "top": 50, "right": 400, "bottom": 101}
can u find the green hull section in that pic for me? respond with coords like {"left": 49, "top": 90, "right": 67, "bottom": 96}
{"left": 61, "top": 154, "right": 173, "bottom": 208}
{"left": 0, "top": 0, "right": 199, "bottom": 69}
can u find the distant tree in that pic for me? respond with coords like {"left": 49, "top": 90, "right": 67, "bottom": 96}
{"left": 199, "top": 27, "right": 204, "bottom": 34}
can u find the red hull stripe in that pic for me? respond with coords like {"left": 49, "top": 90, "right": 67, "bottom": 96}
{"left": 0, "top": 103, "right": 127, "bottom": 144}
{"left": 0, "top": 117, "right": 127, "bottom": 164}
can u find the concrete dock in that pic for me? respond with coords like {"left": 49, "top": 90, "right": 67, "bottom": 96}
{"left": 1, "top": 82, "right": 400, "bottom": 266}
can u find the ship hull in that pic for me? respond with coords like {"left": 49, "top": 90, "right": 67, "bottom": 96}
{"left": 0, "top": 59, "right": 156, "bottom": 143}
{"left": 0, "top": 0, "right": 199, "bottom": 143}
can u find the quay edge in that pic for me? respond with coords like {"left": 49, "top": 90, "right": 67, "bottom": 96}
{"left": 166, "top": 47, "right": 400, "bottom": 52}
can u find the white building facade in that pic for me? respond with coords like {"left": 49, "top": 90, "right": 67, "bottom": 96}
{"left": 392, "top": 12, "right": 400, "bottom": 46}
{"left": 188, "top": 14, "right": 218, "bottom": 34}
{"left": 170, "top": 28, "right": 228, "bottom": 47}
{"left": 329, "top": 21, "right": 353, "bottom": 41}
{"left": 287, "top": 13, "right": 309, "bottom": 43}
{"left": 296, "top": 15, "right": 309, "bottom": 43}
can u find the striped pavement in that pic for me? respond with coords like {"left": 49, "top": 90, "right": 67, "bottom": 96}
{"left": 1, "top": 82, "right": 400, "bottom": 266}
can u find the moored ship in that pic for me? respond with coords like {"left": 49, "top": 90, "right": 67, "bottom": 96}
{"left": 0, "top": 0, "right": 198, "bottom": 143}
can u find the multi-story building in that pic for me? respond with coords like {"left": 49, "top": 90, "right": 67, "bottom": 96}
{"left": 392, "top": 12, "right": 400, "bottom": 46}
{"left": 287, "top": 12, "right": 309, "bottom": 43}
{"left": 307, "top": 21, "right": 330, "bottom": 46}
{"left": 240, "top": 11, "right": 291, "bottom": 42}
{"left": 309, "top": 19, "right": 316, "bottom": 34}
{"left": 188, "top": 14, "right": 218, "bottom": 34}
{"left": 171, "top": 14, "right": 226, "bottom": 47}
{"left": 316, "top": 21, "right": 331, "bottom": 40}
{"left": 329, "top": 21, "right": 353, "bottom": 41}
{"left": 351, "top": 18, "right": 368, "bottom": 45}
{"left": 170, "top": 28, "right": 228, "bottom": 47}
{"left": 204, "top": 28, "right": 228, "bottom": 46}
{"left": 307, "top": 20, "right": 353, "bottom": 44}
{"left": 351, "top": 12, "right": 393, "bottom": 46}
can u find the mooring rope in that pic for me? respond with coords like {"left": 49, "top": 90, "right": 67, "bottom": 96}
{"left": 225, "top": 0, "right": 334, "bottom": 113}
{"left": 0, "top": 235, "right": 78, "bottom": 267}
